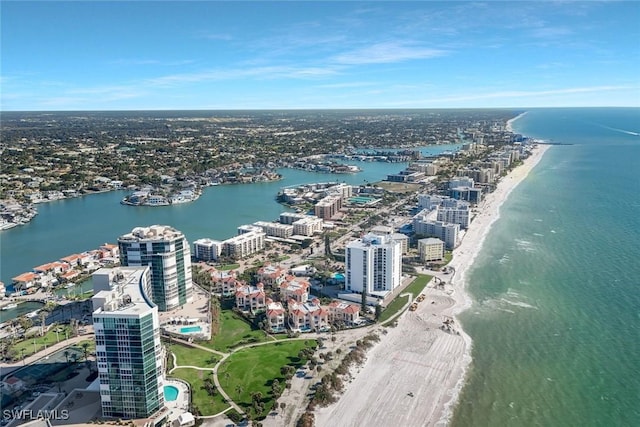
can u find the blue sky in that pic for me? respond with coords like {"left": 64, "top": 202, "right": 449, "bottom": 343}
{"left": 2, "top": 1, "right": 639, "bottom": 110}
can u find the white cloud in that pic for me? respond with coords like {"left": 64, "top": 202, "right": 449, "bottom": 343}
{"left": 332, "top": 41, "right": 448, "bottom": 65}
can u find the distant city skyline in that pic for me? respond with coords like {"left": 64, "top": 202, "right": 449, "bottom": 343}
{"left": 2, "top": 1, "right": 639, "bottom": 111}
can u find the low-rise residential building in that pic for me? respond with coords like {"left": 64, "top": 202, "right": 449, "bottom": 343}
{"left": 11, "top": 272, "right": 38, "bottom": 291}
{"left": 280, "top": 276, "right": 310, "bottom": 303}
{"left": 287, "top": 298, "right": 329, "bottom": 332}
{"left": 314, "top": 195, "right": 342, "bottom": 220}
{"left": 279, "top": 212, "right": 308, "bottom": 225}
{"left": 253, "top": 221, "right": 294, "bottom": 238}
{"left": 33, "top": 261, "right": 69, "bottom": 275}
{"left": 392, "top": 233, "right": 410, "bottom": 254}
{"left": 235, "top": 282, "right": 266, "bottom": 311}
{"left": 418, "top": 238, "right": 445, "bottom": 262}
{"left": 413, "top": 213, "right": 460, "bottom": 250}
{"left": 222, "top": 230, "right": 265, "bottom": 259}
{"left": 193, "top": 238, "right": 223, "bottom": 261}
{"left": 60, "top": 253, "right": 84, "bottom": 267}
{"left": 327, "top": 300, "right": 361, "bottom": 326}
{"left": 292, "top": 216, "right": 323, "bottom": 236}
{"left": 265, "top": 298, "right": 286, "bottom": 332}
{"left": 257, "top": 263, "right": 287, "bottom": 288}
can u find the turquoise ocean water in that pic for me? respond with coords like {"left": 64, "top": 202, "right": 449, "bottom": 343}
{"left": 451, "top": 108, "right": 640, "bottom": 427}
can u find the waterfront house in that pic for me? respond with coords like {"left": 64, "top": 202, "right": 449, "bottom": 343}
{"left": 12, "top": 272, "right": 39, "bottom": 290}
{"left": 60, "top": 253, "right": 84, "bottom": 267}
{"left": 235, "top": 282, "right": 266, "bottom": 311}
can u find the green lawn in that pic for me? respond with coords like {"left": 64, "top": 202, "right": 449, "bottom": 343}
{"left": 198, "top": 310, "right": 269, "bottom": 352}
{"left": 168, "top": 342, "right": 219, "bottom": 367}
{"left": 11, "top": 325, "right": 74, "bottom": 359}
{"left": 218, "top": 340, "right": 316, "bottom": 419}
{"left": 171, "top": 368, "right": 230, "bottom": 416}
{"left": 218, "top": 264, "right": 240, "bottom": 271}
{"left": 378, "top": 294, "right": 411, "bottom": 323}
{"left": 379, "top": 274, "right": 433, "bottom": 324}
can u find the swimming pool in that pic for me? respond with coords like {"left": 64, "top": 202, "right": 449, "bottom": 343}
{"left": 164, "top": 385, "right": 179, "bottom": 401}
{"left": 180, "top": 325, "right": 202, "bottom": 333}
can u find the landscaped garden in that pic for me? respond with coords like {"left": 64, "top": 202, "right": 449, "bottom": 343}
{"left": 167, "top": 342, "right": 219, "bottom": 367}
{"left": 199, "top": 307, "right": 270, "bottom": 352}
{"left": 217, "top": 340, "right": 316, "bottom": 420}
{"left": 170, "top": 367, "right": 229, "bottom": 416}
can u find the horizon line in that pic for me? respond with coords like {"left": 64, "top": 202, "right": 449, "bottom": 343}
{"left": 2, "top": 106, "right": 638, "bottom": 114}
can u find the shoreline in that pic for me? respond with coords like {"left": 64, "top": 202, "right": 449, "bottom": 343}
{"left": 506, "top": 111, "right": 527, "bottom": 133}
{"left": 314, "top": 142, "right": 551, "bottom": 427}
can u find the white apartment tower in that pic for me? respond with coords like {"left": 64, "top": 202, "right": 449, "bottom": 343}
{"left": 92, "top": 266, "right": 165, "bottom": 419}
{"left": 118, "top": 225, "right": 193, "bottom": 312}
{"left": 345, "top": 233, "right": 402, "bottom": 297}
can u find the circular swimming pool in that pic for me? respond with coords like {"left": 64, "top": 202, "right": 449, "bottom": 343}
{"left": 164, "top": 385, "right": 179, "bottom": 401}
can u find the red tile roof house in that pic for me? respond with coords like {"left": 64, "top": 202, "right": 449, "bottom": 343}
{"left": 257, "top": 263, "right": 287, "bottom": 288}
{"left": 279, "top": 276, "right": 310, "bottom": 303}
{"left": 60, "top": 253, "right": 84, "bottom": 267}
{"left": 265, "top": 298, "right": 286, "bottom": 332}
{"left": 12, "top": 272, "right": 39, "bottom": 291}
{"left": 203, "top": 267, "right": 237, "bottom": 295}
{"left": 328, "top": 300, "right": 361, "bottom": 326}
{"left": 33, "top": 261, "right": 69, "bottom": 275}
{"left": 287, "top": 298, "right": 329, "bottom": 332}
{"left": 235, "top": 282, "right": 266, "bottom": 312}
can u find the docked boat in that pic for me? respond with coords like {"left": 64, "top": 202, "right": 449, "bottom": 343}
{"left": 1, "top": 303, "right": 18, "bottom": 311}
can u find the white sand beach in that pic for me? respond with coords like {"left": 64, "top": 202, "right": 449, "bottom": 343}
{"left": 506, "top": 112, "right": 527, "bottom": 133}
{"left": 314, "top": 143, "right": 550, "bottom": 427}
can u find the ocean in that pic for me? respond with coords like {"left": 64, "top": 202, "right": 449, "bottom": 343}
{"left": 451, "top": 108, "right": 640, "bottom": 427}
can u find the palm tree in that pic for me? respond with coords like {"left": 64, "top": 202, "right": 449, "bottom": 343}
{"left": 81, "top": 342, "right": 90, "bottom": 361}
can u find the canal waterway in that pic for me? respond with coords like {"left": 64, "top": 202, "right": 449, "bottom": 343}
{"left": 0, "top": 144, "right": 460, "bottom": 292}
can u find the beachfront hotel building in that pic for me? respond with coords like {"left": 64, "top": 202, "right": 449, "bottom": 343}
{"left": 437, "top": 205, "right": 471, "bottom": 229}
{"left": 418, "top": 238, "right": 446, "bottom": 262}
{"left": 118, "top": 225, "right": 194, "bottom": 312}
{"left": 91, "top": 266, "right": 165, "bottom": 419}
{"left": 413, "top": 215, "right": 459, "bottom": 250}
{"left": 192, "top": 238, "right": 223, "bottom": 261}
{"left": 345, "top": 233, "right": 402, "bottom": 298}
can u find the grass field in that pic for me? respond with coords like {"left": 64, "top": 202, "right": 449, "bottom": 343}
{"left": 199, "top": 309, "right": 269, "bottom": 352}
{"left": 11, "top": 325, "right": 75, "bottom": 359}
{"left": 217, "top": 340, "right": 316, "bottom": 419}
{"left": 168, "top": 343, "right": 219, "bottom": 367}
{"left": 379, "top": 274, "right": 433, "bottom": 323}
{"left": 171, "top": 367, "right": 230, "bottom": 416}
